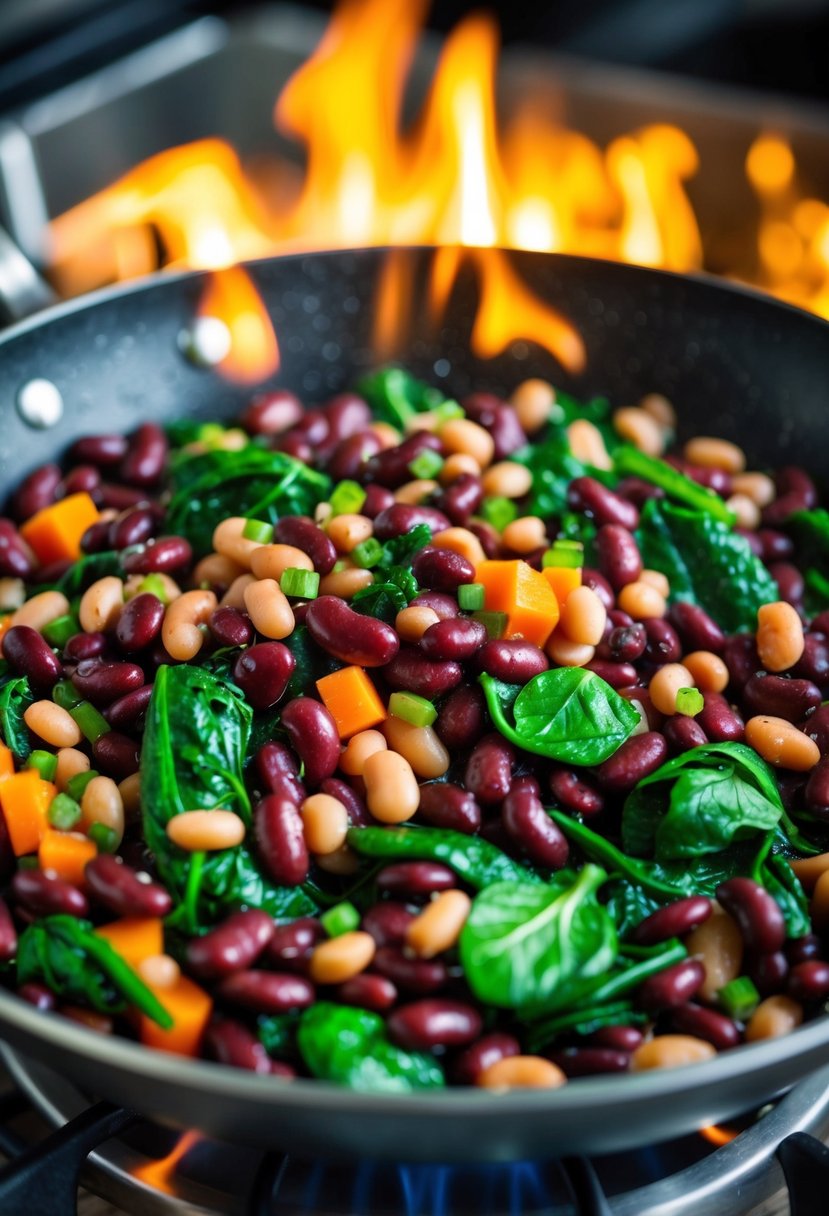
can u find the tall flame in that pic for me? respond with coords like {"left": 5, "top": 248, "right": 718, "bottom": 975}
{"left": 132, "top": 1130, "right": 201, "bottom": 1195}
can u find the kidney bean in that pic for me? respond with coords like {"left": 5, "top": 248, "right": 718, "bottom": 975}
{"left": 31, "top": 560, "right": 72, "bottom": 587}
{"left": 109, "top": 507, "right": 155, "bottom": 551}
{"left": 0, "top": 815, "right": 13, "bottom": 884}
{"left": 805, "top": 757, "right": 829, "bottom": 820}
{"left": 240, "top": 389, "right": 303, "bottom": 435}
{"left": 592, "top": 1025, "right": 644, "bottom": 1052}
{"left": 668, "top": 602, "right": 726, "bottom": 654}
{"left": 12, "top": 869, "right": 89, "bottom": 918}
{"left": 123, "top": 536, "right": 192, "bottom": 576}
{"left": 439, "top": 473, "right": 483, "bottom": 526}
{"left": 255, "top": 742, "right": 305, "bottom": 805}
{"left": 70, "top": 433, "right": 130, "bottom": 466}
{"left": 204, "top": 1018, "right": 272, "bottom": 1073}
{"left": 435, "top": 685, "right": 486, "bottom": 753}
{"left": 18, "top": 982, "right": 56, "bottom": 1012}
{"left": 365, "top": 433, "right": 442, "bottom": 489}
{"left": 644, "top": 619, "right": 682, "bottom": 665}
{"left": 617, "top": 476, "right": 665, "bottom": 507}
{"left": 743, "top": 674, "right": 821, "bottom": 722}
{"left": 634, "top": 897, "right": 712, "bottom": 945}
{"left": 97, "top": 484, "right": 150, "bottom": 512}
{"left": 489, "top": 404, "right": 527, "bottom": 459}
{"left": 475, "top": 639, "right": 549, "bottom": 685}
{"left": 64, "top": 632, "right": 107, "bottom": 663}
{"left": 411, "top": 547, "right": 475, "bottom": 593}
{"left": 663, "top": 714, "right": 708, "bottom": 754}
{"left": 763, "top": 492, "right": 812, "bottom": 528}
{"left": 453, "top": 1033, "right": 521, "bottom": 1085}
{"left": 569, "top": 477, "right": 639, "bottom": 530}
{"left": 280, "top": 698, "right": 340, "bottom": 787}
{"left": 756, "top": 531, "right": 793, "bottom": 566}
{"left": 267, "top": 918, "right": 324, "bottom": 972}
{"left": 596, "top": 525, "right": 642, "bottom": 590}
{"left": 548, "top": 768, "right": 604, "bottom": 817}
{"left": 468, "top": 519, "right": 499, "bottom": 558}
{"left": 337, "top": 972, "right": 397, "bottom": 1012}
{"left": 787, "top": 935, "right": 824, "bottom": 966}
{"left": 62, "top": 465, "right": 101, "bottom": 498}
{"left": 187, "top": 910, "right": 276, "bottom": 979}
{"left": 217, "top": 969, "right": 315, "bottom": 1013}
{"left": 637, "top": 959, "right": 705, "bottom": 1013}
{"left": 778, "top": 465, "right": 818, "bottom": 507}
{"left": 0, "top": 898, "right": 16, "bottom": 963}
{"left": 323, "top": 392, "right": 371, "bottom": 440}
{"left": 274, "top": 434, "right": 312, "bottom": 463}
{"left": 502, "top": 777, "right": 569, "bottom": 869}
{"left": 748, "top": 951, "right": 789, "bottom": 997}
{"left": 104, "top": 684, "right": 153, "bottom": 731}
{"left": 388, "top": 999, "right": 482, "bottom": 1051}
{"left": 376, "top": 862, "right": 456, "bottom": 898}
{"left": 716, "top": 877, "right": 786, "bottom": 955}
{"left": 788, "top": 960, "right": 829, "bottom": 1002}
{"left": 120, "top": 423, "right": 167, "bottom": 486}
{"left": 411, "top": 592, "right": 459, "bottom": 620}
{"left": 549, "top": 1048, "right": 630, "bottom": 1077}
{"left": 12, "top": 464, "right": 61, "bottom": 521}
{"left": 255, "top": 795, "right": 309, "bottom": 886}
{"left": 274, "top": 516, "right": 337, "bottom": 575}
{"left": 208, "top": 606, "right": 253, "bottom": 650}
{"left": 374, "top": 946, "right": 449, "bottom": 994}
{"left": 584, "top": 660, "right": 639, "bottom": 691}
{"left": 606, "top": 624, "right": 647, "bottom": 663}
{"left": 671, "top": 458, "right": 732, "bottom": 497}
{"left": 316, "top": 780, "right": 367, "bottom": 829}
{"left": 418, "top": 782, "right": 481, "bottom": 835}
{"left": 290, "top": 410, "right": 330, "bottom": 449}
{"left": 92, "top": 731, "right": 140, "bottom": 780}
{"left": 327, "top": 432, "right": 382, "bottom": 481}
{"left": 465, "top": 733, "right": 515, "bottom": 805}
{"left": 305, "top": 596, "right": 398, "bottom": 668}
{"left": 114, "top": 594, "right": 164, "bottom": 653}
{"left": 72, "top": 659, "right": 144, "bottom": 706}
{"left": 3, "top": 625, "right": 62, "bottom": 691}
{"left": 698, "top": 692, "right": 745, "bottom": 742}
{"left": 794, "top": 634, "right": 829, "bottom": 685}
{"left": 373, "top": 505, "right": 451, "bottom": 542}
{"left": 84, "top": 854, "right": 172, "bottom": 917}
{"left": 461, "top": 391, "right": 502, "bottom": 423}
{"left": 769, "top": 562, "right": 805, "bottom": 609}
{"left": 669, "top": 1003, "right": 741, "bottom": 1050}
{"left": 735, "top": 527, "right": 763, "bottom": 557}
{"left": 361, "top": 902, "right": 415, "bottom": 948}
{"left": 384, "top": 648, "right": 462, "bottom": 698}
{"left": 0, "top": 520, "right": 34, "bottom": 578}
{"left": 232, "top": 643, "right": 295, "bottom": 711}
{"left": 801, "top": 704, "right": 829, "bottom": 754}
{"left": 419, "top": 618, "right": 486, "bottom": 662}
{"left": 595, "top": 732, "right": 668, "bottom": 794}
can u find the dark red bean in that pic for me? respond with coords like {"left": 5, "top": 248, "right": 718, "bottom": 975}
{"left": 461, "top": 391, "right": 503, "bottom": 423}
{"left": 411, "top": 547, "right": 475, "bottom": 593}
{"left": 439, "top": 473, "right": 483, "bottom": 526}
{"left": 31, "top": 560, "right": 72, "bottom": 587}
{"left": 669, "top": 603, "right": 726, "bottom": 654}
{"left": 669, "top": 458, "right": 732, "bottom": 497}
{"left": 607, "top": 624, "right": 647, "bottom": 663}
{"left": 205, "top": 1018, "right": 272, "bottom": 1073}
{"left": 468, "top": 520, "right": 499, "bottom": 559}
{"left": 2, "top": 625, "right": 62, "bottom": 691}
{"left": 569, "top": 477, "right": 639, "bottom": 530}
{"left": 644, "top": 618, "right": 682, "bottom": 665}
{"left": 289, "top": 410, "right": 330, "bottom": 448}
{"left": 372, "top": 504, "right": 451, "bottom": 540}
{"left": 633, "top": 897, "right": 712, "bottom": 945}
{"left": 595, "top": 732, "right": 668, "bottom": 794}
{"left": 453, "top": 1033, "right": 521, "bottom": 1085}
{"left": 209, "top": 606, "right": 253, "bottom": 649}
{"left": 274, "top": 434, "right": 312, "bottom": 463}
{"left": 232, "top": 643, "right": 296, "bottom": 710}
{"left": 410, "top": 592, "right": 459, "bottom": 620}
{"left": 274, "top": 516, "right": 337, "bottom": 576}
{"left": 788, "top": 960, "right": 829, "bottom": 1002}
{"left": 502, "top": 777, "right": 569, "bottom": 869}
{"left": 72, "top": 659, "right": 144, "bottom": 706}
{"left": 64, "top": 632, "right": 107, "bottom": 663}
{"left": 280, "top": 698, "right": 340, "bottom": 787}
{"left": 70, "top": 433, "right": 130, "bottom": 466}
{"left": 0, "top": 520, "right": 34, "bottom": 578}
{"left": 735, "top": 527, "right": 763, "bottom": 557}
{"left": 743, "top": 674, "right": 821, "bottom": 722}
{"left": 384, "top": 648, "right": 462, "bottom": 698}
{"left": 435, "top": 685, "right": 486, "bottom": 751}
{"left": 769, "top": 562, "right": 805, "bottom": 609}
{"left": 419, "top": 618, "right": 486, "bottom": 662}
{"left": 548, "top": 768, "right": 604, "bottom": 817}
{"left": 337, "top": 972, "right": 397, "bottom": 1012}
{"left": 109, "top": 506, "right": 155, "bottom": 551}
{"left": 637, "top": 958, "right": 705, "bottom": 1012}
{"left": 120, "top": 423, "right": 167, "bottom": 487}
{"left": 255, "top": 796, "right": 309, "bottom": 886}
{"left": 84, "top": 855, "right": 172, "bottom": 917}
{"left": 115, "top": 594, "right": 164, "bottom": 652}
{"left": 387, "top": 999, "right": 482, "bottom": 1051}
{"left": 748, "top": 950, "right": 789, "bottom": 996}
{"left": 722, "top": 635, "right": 761, "bottom": 691}
{"left": 62, "top": 465, "right": 101, "bottom": 497}
{"left": 786, "top": 935, "right": 824, "bottom": 966}
{"left": 794, "top": 633, "right": 829, "bottom": 685}
{"left": 475, "top": 639, "right": 549, "bottom": 684}
{"left": 187, "top": 910, "right": 276, "bottom": 980}
{"left": 697, "top": 692, "right": 745, "bottom": 742}
{"left": 361, "top": 902, "right": 415, "bottom": 947}
{"left": 778, "top": 465, "right": 818, "bottom": 507}
{"left": 12, "top": 464, "right": 61, "bottom": 521}
{"left": 549, "top": 1048, "right": 630, "bottom": 1077}
{"left": 801, "top": 704, "right": 829, "bottom": 755}
{"left": 327, "top": 431, "right": 382, "bottom": 481}
{"left": 266, "top": 918, "right": 324, "bottom": 972}
{"left": 373, "top": 946, "right": 449, "bottom": 994}
{"left": 97, "top": 483, "right": 150, "bottom": 511}
{"left": 241, "top": 389, "right": 304, "bottom": 435}
{"left": 104, "top": 684, "right": 154, "bottom": 731}
{"left": 595, "top": 525, "right": 643, "bottom": 590}
{"left": 716, "top": 877, "right": 786, "bottom": 955}
{"left": 18, "top": 982, "right": 56, "bottom": 1012}
{"left": 324, "top": 392, "right": 372, "bottom": 440}
{"left": 592, "top": 1025, "right": 644, "bottom": 1052}
{"left": 418, "top": 782, "right": 481, "bottom": 835}
{"left": 361, "top": 484, "right": 395, "bottom": 519}
{"left": 805, "top": 757, "right": 829, "bottom": 819}
{"left": 255, "top": 742, "right": 305, "bottom": 805}
{"left": 489, "top": 404, "right": 527, "bottom": 459}
{"left": 365, "top": 434, "right": 443, "bottom": 489}
{"left": 0, "top": 897, "right": 17, "bottom": 962}
{"left": 584, "top": 659, "right": 639, "bottom": 689}
{"left": 376, "top": 862, "right": 456, "bottom": 898}
{"left": 756, "top": 529, "right": 793, "bottom": 563}
{"left": 669, "top": 1003, "right": 741, "bottom": 1050}
{"left": 317, "top": 778, "right": 367, "bottom": 828}
{"left": 123, "top": 536, "right": 192, "bottom": 576}
{"left": 92, "top": 731, "right": 140, "bottom": 779}
{"left": 465, "top": 733, "right": 515, "bottom": 806}
{"left": 12, "top": 869, "right": 88, "bottom": 918}
{"left": 305, "top": 596, "right": 399, "bottom": 667}
{"left": 217, "top": 970, "right": 315, "bottom": 1014}
{"left": 663, "top": 714, "right": 708, "bottom": 754}
{"left": 617, "top": 477, "right": 665, "bottom": 508}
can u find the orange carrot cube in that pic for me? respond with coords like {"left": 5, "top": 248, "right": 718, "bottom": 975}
{"left": 20, "top": 492, "right": 100, "bottom": 565}
{"left": 139, "top": 974, "right": 213, "bottom": 1057}
{"left": 38, "top": 829, "right": 97, "bottom": 886}
{"left": 316, "top": 666, "right": 387, "bottom": 738}
{"left": 476, "top": 559, "right": 560, "bottom": 647}
{"left": 543, "top": 565, "right": 582, "bottom": 608}
{"left": 0, "top": 771, "right": 55, "bottom": 856}
{"left": 96, "top": 918, "right": 165, "bottom": 968}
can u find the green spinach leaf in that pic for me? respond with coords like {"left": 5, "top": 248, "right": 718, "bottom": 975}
{"left": 788, "top": 510, "right": 829, "bottom": 613}
{"left": 512, "top": 431, "right": 592, "bottom": 518}
{"left": 615, "top": 446, "right": 736, "bottom": 523}
{"left": 346, "top": 825, "right": 540, "bottom": 889}
{"left": 355, "top": 368, "right": 447, "bottom": 429}
{"left": 298, "top": 1003, "right": 444, "bottom": 1092}
{"left": 0, "top": 675, "right": 33, "bottom": 760}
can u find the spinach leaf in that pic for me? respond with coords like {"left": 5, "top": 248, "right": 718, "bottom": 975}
{"left": 459, "top": 867, "right": 617, "bottom": 1013}
{"left": 16, "top": 915, "right": 172, "bottom": 1027}
{"left": 0, "top": 675, "right": 33, "bottom": 760}
{"left": 346, "top": 825, "right": 540, "bottom": 889}
{"left": 523, "top": 999, "right": 647, "bottom": 1052}
{"left": 141, "top": 665, "right": 316, "bottom": 924}
{"left": 352, "top": 567, "right": 419, "bottom": 622}
{"left": 762, "top": 851, "right": 811, "bottom": 939}
{"left": 513, "top": 431, "right": 592, "bottom": 518}
{"left": 258, "top": 1011, "right": 301, "bottom": 1061}
{"left": 378, "top": 524, "right": 433, "bottom": 570}
{"left": 298, "top": 1002, "right": 444, "bottom": 1092}
{"left": 615, "top": 446, "right": 735, "bottom": 524}
{"left": 355, "top": 368, "right": 447, "bottom": 429}
{"left": 480, "top": 669, "right": 639, "bottom": 766}
{"left": 557, "top": 511, "right": 598, "bottom": 566}
{"left": 622, "top": 742, "right": 783, "bottom": 861}
{"left": 788, "top": 510, "right": 829, "bottom": 613}
{"left": 166, "top": 448, "right": 330, "bottom": 555}
{"left": 38, "top": 551, "right": 124, "bottom": 598}
{"left": 637, "top": 499, "right": 777, "bottom": 633}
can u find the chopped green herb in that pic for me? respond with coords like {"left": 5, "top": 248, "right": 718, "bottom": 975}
{"left": 543, "top": 540, "right": 584, "bottom": 569}
{"left": 69, "top": 702, "right": 111, "bottom": 744}
{"left": 48, "top": 793, "right": 82, "bottom": 830}
{"left": 458, "top": 583, "right": 485, "bottom": 611}
{"left": 52, "top": 680, "right": 82, "bottom": 711}
{"left": 321, "top": 902, "right": 361, "bottom": 938}
{"left": 42, "top": 615, "right": 80, "bottom": 648}
{"left": 351, "top": 538, "right": 384, "bottom": 569}
{"left": 28, "top": 750, "right": 58, "bottom": 782}
{"left": 718, "top": 976, "right": 760, "bottom": 1021}
{"left": 280, "top": 568, "right": 321, "bottom": 599}
{"left": 329, "top": 480, "right": 367, "bottom": 516}
{"left": 408, "top": 449, "right": 444, "bottom": 480}
{"left": 388, "top": 691, "right": 437, "bottom": 728}
{"left": 480, "top": 496, "right": 518, "bottom": 533}
{"left": 472, "top": 610, "right": 508, "bottom": 639}
{"left": 676, "top": 687, "right": 704, "bottom": 717}
{"left": 242, "top": 518, "right": 274, "bottom": 544}
{"left": 137, "top": 574, "right": 171, "bottom": 603}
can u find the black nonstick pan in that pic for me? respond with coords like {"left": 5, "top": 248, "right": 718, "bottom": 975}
{"left": 0, "top": 246, "right": 827, "bottom": 1163}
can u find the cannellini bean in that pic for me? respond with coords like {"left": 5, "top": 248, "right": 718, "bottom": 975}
{"left": 166, "top": 809, "right": 245, "bottom": 851}
{"left": 363, "top": 749, "right": 420, "bottom": 823}
{"left": 745, "top": 715, "right": 820, "bottom": 771}
{"left": 406, "top": 890, "right": 471, "bottom": 959}
{"left": 756, "top": 601, "right": 804, "bottom": 673}
{"left": 161, "top": 589, "right": 217, "bottom": 660}
{"left": 24, "top": 701, "right": 82, "bottom": 748}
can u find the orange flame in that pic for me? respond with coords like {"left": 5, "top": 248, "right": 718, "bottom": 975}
{"left": 699, "top": 1123, "right": 739, "bottom": 1147}
{"left": 197, "top": 267, "right": 280, "bottom": 383}
{"left": 132, "top": 1130, "right": 201, "bottom": 1195}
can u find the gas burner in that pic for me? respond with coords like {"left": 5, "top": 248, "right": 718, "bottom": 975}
{"left": 2, "top": 1048, "right": 829, "bottom": 1215}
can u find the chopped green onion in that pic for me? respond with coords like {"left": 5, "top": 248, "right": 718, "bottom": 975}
{"left": 408, "top": 449, "right": 444, "bottom": 480}
{"left": 718, "top": 976, "right": 760, "bottom": 1021}
{"left": 614, "top": 446, "right": 737, "bottom": 525}
{"left": 136, "top": 573, "right": 169, "bottom": 603}
{"left": 388, "top": 691, "right": 437, "bottom": 728}
{"left": 52, "top": 680, "right": 82, "bottom": 710}
{"left": 329, "top": 480, "right": 367, "bottom": 516}
{"left": 480, "top": 496, "right": 518, "bottom": 533}
{"left": 69, "top": 702, "right": 111, "bottom": 744}
{"left": 67, "top": 770, "right": 98, "bottom": 802}
{"left": 543, "top": 541, "right": 584, "bottom": 569}
{"left": 472, "top": 610, "right": 508, "bottom": 639}
{"left": 42, "top": 614, "right": 79, "bottom": 648}
{"left": 458, "top": 583, "right": 485, "bottom": 611}
{"left": 280, "top": 568, "right": 321, "bottom": 599}
{"left": 198, "top": 422, "right": 225, "bottom": 446}
{"left": 332, "top": 559, "right": 349, "bottom": 574}
{"left": 433, "top": 400, "right": 464, "bottom": 425}
{"left": 17, "top": 856, "right": 38, "bottom": 870}
{"left": 242, "top": 518, "right": 274, "bottom": 544}
{"left": 351, "top": 538, "right": 383, "bottom": 569}
{"left": 48, "top": 793, "right": 82, "bottom": 830}
{"left": 27, "top": 751, "right": 58, "bottom": 782}
{"left": 88, "top": 823, "right": 119, "bottom": 853}
{"left": 676, "top": 687, "right": 704, "bottom": 717}
{"left": 321, "top": 901, "right": 361, "bottom": 938}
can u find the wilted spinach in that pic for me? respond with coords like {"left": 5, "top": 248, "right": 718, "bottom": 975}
{"left": 0, "top": 674, "right": 33, "bottom": 760}
{"left": 513, "top": 431, "right": 592, "bottom": 518}
{"left": 355, "top": 368, "right": 447, "bottom": 429}
{"left": 298, "top": 1002, "right": 444, "bottom": 1092}
{"left": 480, "top": 669, "right": 639, "bottom": 766}
{"left": 350, "top": 524, "right": 430, "bottom": 621}
{"left": 615, "top": 446, "right": 735, "bottom": 523}
{"left": 637, "top": 499, "right": 777, "bottom": 633}
{"left": 37, "top": 550, "right": 124, "bottom": 598}
{"left": 788, "top": 509, "right": 829, "bottom": 613}
{"left": 258, "top": 1011, "right": 301, "bottom": 1061}
{"left": 346, "top": 825, "right": 539, "bottom": 889}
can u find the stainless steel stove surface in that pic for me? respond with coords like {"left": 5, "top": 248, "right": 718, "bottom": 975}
{"left": 2, "top": 1047, "right": 829, "bottom": 1216}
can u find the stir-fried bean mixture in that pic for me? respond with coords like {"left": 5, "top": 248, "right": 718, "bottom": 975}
{"left": 1, "top": 369, "right": 829, "bottom": 1091}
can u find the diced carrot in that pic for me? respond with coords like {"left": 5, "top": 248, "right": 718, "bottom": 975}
{"left": 96, "top": 917, "right": 164, "bottom": 968}
{"left": 476, "top": 559, "right": 560, "bottom": 647}
{"left": 543, "top": 565, "right": 582, "bottom": 608}
{"left": 0, "top": 771, "right": 55, "bottom": 856}
{"left": 316, "top": 665, "right": 387, "bottom": 739}
{"left": 20, "top": 492, "right": 100, "bottom": 565}
{"left": 38, "top": 829, "right": 97, "bottom": 886}
{"left": 139, "top": 974, "right": 213, "bottom": 1057}
{"left": 0, "top": 744, "right": 15, "bottom": 782}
